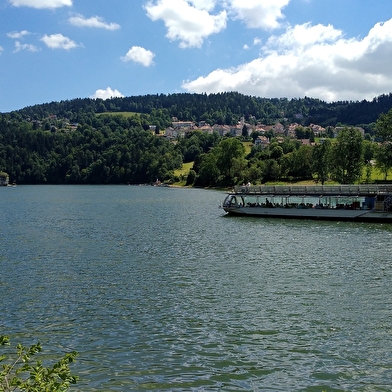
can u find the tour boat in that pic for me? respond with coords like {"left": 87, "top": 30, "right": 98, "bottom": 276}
{"left": 221, "top": 184, "right": 392, "bottom": 222}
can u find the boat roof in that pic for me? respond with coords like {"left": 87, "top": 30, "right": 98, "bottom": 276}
{"left": 232, "top": 184, "right": 392, "bottom": 197}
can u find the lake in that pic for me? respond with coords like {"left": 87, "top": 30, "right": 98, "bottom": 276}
{"left": 1, "top": 185, "right": 392, "bottom": 391}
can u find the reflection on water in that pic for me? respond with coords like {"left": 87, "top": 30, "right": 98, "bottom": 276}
{"left": 1, "top": 185, "right": 392, "bottom": 391}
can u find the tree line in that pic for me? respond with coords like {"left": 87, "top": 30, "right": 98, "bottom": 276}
{"left": 1, "top": 94, "right": 392, "bottom": 186}
{"left": 4, "top": 92, "right": 392, "bottom": 130}
{"left": 0, "top": 116, "right": 183, "bottom": 184}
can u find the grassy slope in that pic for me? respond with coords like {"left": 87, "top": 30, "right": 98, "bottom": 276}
{"left": 96, "top": 112, "right": 140, "bottom": 118}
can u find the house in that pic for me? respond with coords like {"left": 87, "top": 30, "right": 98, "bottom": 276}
{"left": 254, "top": 135, "right": 269, "bottom": 148}
{"left": 286, "top": 123, "right": 302, "bottom": 138}
{"left": 172, "top": 121, "right": 194, "bottom": 129}
{"left": 309, "top": 123, "right": 325, "bottom": 136}
{"left": 334, "top": 126, "right": 365, "bottom": 138}
{"left": 164, "top": 127, "right": 186, "bottom": 139}
{"left": 272, "top": 122, "right": 285, "bottom": 135}
{"left": 198, "top": 124, "right": 214, "bottom": 134}
{"left": 211, "top": 124, "right": 232, "bottom": 136}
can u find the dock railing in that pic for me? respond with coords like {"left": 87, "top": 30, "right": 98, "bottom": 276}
{"left": 233, "top": 184, "right": 392, "bottom": 197}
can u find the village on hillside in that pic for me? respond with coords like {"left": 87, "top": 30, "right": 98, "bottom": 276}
{"left": 164, "top": 117, "right": 365, "bottom": 146}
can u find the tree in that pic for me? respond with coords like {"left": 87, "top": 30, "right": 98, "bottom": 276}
{"left": 289, "top": 145, "right": 313, "bottom": 180}
{"left": 229, "top": 156, "right": 248, "bottom": 184}
{"left": 376, "top": 108, "right": 392, "bottom": 142}
{"left": 262, "top": 159, "right": 280, "bottom": 182}
{"left": 0, "top": 335, "right": 78, "bottom": 391}
{"left": 195, "top": 152, "right": 220, "bottom": 186}
{"left": 375, "top": 142, "right": 392, "bottom": 181}
{"left": 186, "top": 169, "right": 196, "bottom": 185}
{"left": 363, "top": 140, "right": 375, "bottom": 163}
{"left": 215, "top": 138, "right": 245, "bottom": 183}
{"left": 241, "top": 124, "right": 248, "bottom": 138}
{"left": 312, "top": 139, "right": 332, "bottom": 184}
{"left": 375, "top": 109, "right": 392, "bottom": 179}
{"left": 269, "top": 144, "right": 284, "bottom": 160}
{"left": 330, "top": 127, "right": 363, "bottom": 184}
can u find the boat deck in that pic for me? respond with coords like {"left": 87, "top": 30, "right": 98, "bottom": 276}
{"left": 233, "top": 184, "right": 392, "bottom": 197}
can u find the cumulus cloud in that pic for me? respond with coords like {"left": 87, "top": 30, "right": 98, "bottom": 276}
{"left": 41, "top": 34, "right": 79, "bottom": 50}
{"left": 182, "top": 18, "right": 392, "bottom": 102}
{"left": 265, "top": 23, "right": 342, "bottom": 51}
{"left": 91, "top": 87, "right": 124, "bottom": 100}
{"left": 69, "top": 14, "right": 120, "bottom": 30}
{"left": 226, "top": 0, "right": 290, "bottom": 30}
{"left": 14, "top": 41, "right": 39, "bottom": 52}
{"left": 8, "top": 0, "right": 72, "bottom": 8}
{"left": 144, "top": 0, "right": 291, "bottom": 48}
{"left": 7, "top": 30, "right": 31, "bottom": 39}
{"left": 145, "top": 0, "right": 227, "bottom": 48}
{"left": 121, "top": 46, "right": 155, "bottom": 67}
{"left": 189, "top": 0, "right": 216, "bottom": 11}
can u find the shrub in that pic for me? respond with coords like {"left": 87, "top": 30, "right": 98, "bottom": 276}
{"left": 0, "top": 335, "right": 78, "bottom": 392}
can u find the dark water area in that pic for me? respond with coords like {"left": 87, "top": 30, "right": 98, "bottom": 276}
{"left": 1, "top": 185, "right": 392, "bottom": 391}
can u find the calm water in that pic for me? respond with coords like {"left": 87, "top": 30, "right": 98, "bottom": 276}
{"left": 1, "top": 185, "right": 392, "bottom": 391}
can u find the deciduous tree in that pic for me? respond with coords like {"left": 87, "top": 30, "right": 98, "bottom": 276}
{"left": 312, "top": 139, "right": 332, "bottom": 184}
{"left": 330, "top": 127, "right": 363, "bottom": 184}
{"left": 375, "top": 109, "right": 392, "bottom": 179}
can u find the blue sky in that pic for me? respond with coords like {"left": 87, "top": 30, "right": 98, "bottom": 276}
{"left": 1, "top": 0, "right": 392, "bottom": 112}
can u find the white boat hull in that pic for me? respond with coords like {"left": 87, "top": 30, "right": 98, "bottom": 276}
{"left": 223, "top": 205, "right": 392, "bottom": 222}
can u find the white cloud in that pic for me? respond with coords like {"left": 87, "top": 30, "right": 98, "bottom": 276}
{"left": 121, "top": 46, "right": 155, "bottom": 67}
{"left": 189, "top": 0, "right": 216, "bottom": 11}
{"left": 226, "top": 0, "right": 290, "bottom": 30}
{"left": 14, "top": 41, "right": 39, "bottom": 52}
{"left": 41, "top": 34, "right": 79, "bottom": 50}
{"left": 143, "top": 0, "right": 290, "bottom": 49}
{"left": 265, "top": 23, "right": 342, "bottom": 51}
{"left": 8, "top": 0, "right": 72, "bottom": 8}
{"left": 91, "top": 88, "right": 124, "bottom": 100}
{"left": 7, "top": 30, "right": 31, "bottom": 39}
{"left": 145, "top": 0, "right": 227, "bottom": 48}
{"left": 69, "top": 14, "right": 120, "bottom": 30}
{"left": 182, "top": 18, "right": 392, "bottom": 102}
{"left": 0, "top": 46, "right": 3, "bottom": 54}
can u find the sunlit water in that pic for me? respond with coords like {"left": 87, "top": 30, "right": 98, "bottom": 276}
{"left": 1, "top": 185, "right": 392, "bottom": 391}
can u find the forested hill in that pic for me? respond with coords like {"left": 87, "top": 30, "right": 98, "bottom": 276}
{"left": 4, "top": 91, "right": 392, "bottom": 128}
{"left": 2, "top": 91, "right": 392, "bottom": 186}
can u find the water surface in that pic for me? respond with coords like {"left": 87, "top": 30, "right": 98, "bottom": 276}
{"left": 1, "top": 185, "right": 392, "bottom": 390}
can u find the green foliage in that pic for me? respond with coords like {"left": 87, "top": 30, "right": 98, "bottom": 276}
{"left": 330, "top": 127, "right": 364, "bottom": 184}
{"left": 376, "top": 107, "right": 392, "bottom": 142}
{"left": 281, "top": 145, "right": 313, "bottom": 180}
{"left": 176, "top": 131, "right": 219, "bottom": 163}
{"left": 0, "top": 118, "right": 183, "bottom": 184}
{"left": 215, "top": 138, "right": 246, "bottom": 185}
{"left": 185, "top": 169, "right": 196, "bottom": 186}
{"left": 2, "top": 92, "right": 392, "bottom": 186}
{"left": 0, "top": 335, "right": 78, "bottom": 392}
{"left": 195, "top": 152, "right": 220, "bottom": 187}
{"left": 375, "top": 108, "right": 392, "bottom": 179}
{"left": 312, "top": 139, "right": 332, "bottom": 184}
{"left": 375, "top": 142, "right": 392, "bottom": 180}
{"left": 6, "top": 91, "right": 392, "bottom": 129}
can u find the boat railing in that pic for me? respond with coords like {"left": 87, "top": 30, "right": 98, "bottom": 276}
{"left": 384, "top": 195, "right": 392, "bottom": 211}
{"left": 233, "top": 184, "right": 392, "bottom": 197}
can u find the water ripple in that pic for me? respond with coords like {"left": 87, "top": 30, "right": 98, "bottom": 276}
{"left": 1, "top": 186, "right": 392, "bottom": 390}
